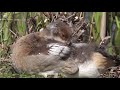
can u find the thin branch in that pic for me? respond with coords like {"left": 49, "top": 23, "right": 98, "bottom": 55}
{"left": 72, "top": 21, "right": 84, "bottom": 37}
{"left": 9, "top": 29, "right": 18, "bottom": 38}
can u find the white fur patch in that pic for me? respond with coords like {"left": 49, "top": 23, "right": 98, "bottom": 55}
{"left": 48, "top": 43, "right": 70, "bottom": 57}
{"left": 78, "top": 60, "right": 100, "bottom": 78}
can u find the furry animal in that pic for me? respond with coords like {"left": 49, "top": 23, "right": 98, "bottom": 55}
{"left": 35, "top": 43, "right": 115, "bottom": 78}
{"left": 11, "top": 20, "right": 115, "bottom": 78}
{"left": 11, "top": 20, "right": 73, "bottom": 74}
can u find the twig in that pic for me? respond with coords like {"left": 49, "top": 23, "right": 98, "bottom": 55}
{"left": 0, "top": 58, "right": 12, "bottom": 62}
{"left": 72, "top": 21, "right": 84, "bottom": 37}
{"left": 66, "top": 13, "right": 76, "bottom": 20}
{"left": 9, "top": 29, "right": 18, "bottom": 38}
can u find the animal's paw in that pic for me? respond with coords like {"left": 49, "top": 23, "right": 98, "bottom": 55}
{"left": 47, "top": 43, "right": 70, "bottom": 58}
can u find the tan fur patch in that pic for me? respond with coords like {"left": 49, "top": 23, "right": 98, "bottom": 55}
{"left": 91, "top": 52, "right": 115, "bottom": 72}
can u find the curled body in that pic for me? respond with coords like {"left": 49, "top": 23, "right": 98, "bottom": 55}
{"left": 11, "top": 21, "right": 73, "bottom": 74}
{"left": 11, "top": 21, "right": 115, "bottom": 78}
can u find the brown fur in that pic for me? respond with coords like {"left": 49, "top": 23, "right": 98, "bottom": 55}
{"left": 91, "top": 52, "right": 115, "bottom": 73}
{"left": 11, "top": 21, "right": 73, "bottom": 73}
{"left": 11, "top": 21, "right": 114, "bottom": 76}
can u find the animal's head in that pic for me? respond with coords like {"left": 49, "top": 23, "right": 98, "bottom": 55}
{"left": 46, "top": 20, "right": 73, "bottom": 43}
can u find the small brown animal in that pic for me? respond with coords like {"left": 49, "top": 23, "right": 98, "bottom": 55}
{"left": 11, "top": 20, "right": 115, "bottom": 78}
{"left": 11, "top": 20, "right": 73, "bottom": 74}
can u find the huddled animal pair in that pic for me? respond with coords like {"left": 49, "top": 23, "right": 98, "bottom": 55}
{"left": 11, "top": 20, "right": 115, "bottom": 78}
